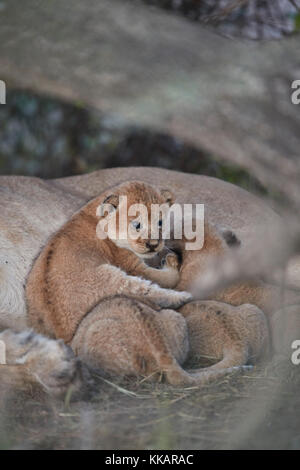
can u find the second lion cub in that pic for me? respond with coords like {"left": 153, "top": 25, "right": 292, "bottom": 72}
{"left": 26, "top": 181, "right": 191, "bottom": 343}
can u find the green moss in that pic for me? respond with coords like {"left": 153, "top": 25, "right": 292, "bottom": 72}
{"left": 295, "top": 13, "right": 300, "bottom": 31}
{"left": 214, "top": 163, "right": 267, "bottom": 194}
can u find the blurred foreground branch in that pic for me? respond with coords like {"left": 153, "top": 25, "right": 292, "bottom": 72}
{"left": 0, "top": 0, "right": 299, "bottom": 209}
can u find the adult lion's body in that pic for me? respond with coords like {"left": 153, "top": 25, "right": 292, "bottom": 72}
{"left": 0, "top": 166, "right": 284, "bottom": 331}
{"left": 0, "top": 167, "right": 297, "bottom": 394}
{"left": 0, "top": 175, "right": 84, "bottom": 330}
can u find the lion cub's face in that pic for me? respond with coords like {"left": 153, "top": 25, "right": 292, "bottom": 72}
{"left": 97, "top": 181, "right": 173, "bottom": 259}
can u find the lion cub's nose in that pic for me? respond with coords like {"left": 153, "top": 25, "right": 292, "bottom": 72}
{"left": 146, "top": 240, "right": 159, "bottom": 249}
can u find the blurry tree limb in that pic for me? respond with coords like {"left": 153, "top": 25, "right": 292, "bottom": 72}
{"left": 0, "top": 0, "right": 299, "bottom": 209}
{"left": 206, "top": 0, "right": 250, "bottom": 21}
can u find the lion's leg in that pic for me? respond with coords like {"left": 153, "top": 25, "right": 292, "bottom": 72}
{"left": 0, "top": 329, "right": 89, "bottom": 397}
{"left": 27, "top": 263, "right": 192, "bottom": 344}
{"left": 92, "top": 264, "right": 191, "bottom": 309}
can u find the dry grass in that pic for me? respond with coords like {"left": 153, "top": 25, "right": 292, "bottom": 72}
{"left": 1, "top": 354, "right": 299, "bottom": 450}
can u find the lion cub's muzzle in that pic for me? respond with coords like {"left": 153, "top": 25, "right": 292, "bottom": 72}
{"left": 145, "top": 240, "right": 160, "bottom": 252}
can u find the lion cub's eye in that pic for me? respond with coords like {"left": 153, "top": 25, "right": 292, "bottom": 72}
{"left": 131, "top": 221, "right": 141, "bottom": 232}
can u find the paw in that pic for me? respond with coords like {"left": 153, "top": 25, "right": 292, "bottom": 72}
{"left": 150, "top": 288, "right": 192, "bottom": 309}
{"left": 163, "top": 253, "right": 180, "bottom": 271}
{"left": 30, "top": 339, "right": 84, "bottom": 397}
{"left": 0, "top": 330, "right": 89, "bottom": 397}
{"left": 166, "top": 290, "right": 193, "bottom": 309}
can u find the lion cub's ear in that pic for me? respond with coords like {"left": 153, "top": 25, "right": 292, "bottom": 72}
{"left": 97, "top": 194, "right": 119, "bottom": 217}
{"left": 161, "top": 189, "right": 174, "bottom": 206}
{"left": 215, "top": 225, "right": 241, "bottom": 248}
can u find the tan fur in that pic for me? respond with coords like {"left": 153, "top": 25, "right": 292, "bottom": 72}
{"left": 26, "top": 204, "right": 269, "bottom": 387}
{"left": 26, "top": 181, "right": 191, "bottom": 343}
{"left": 0, "top": 329, "right": 88, "bottom": 400}
{"left": 173, "top": 223, "right": 300, "bottom": 315}
{"left": 181, "top": 301, "right": 269, "bottom": 370}
{"left": 71, "top": 296, "right": 268, "bottom": 385}
{"left": 0, "top": 167, "right": 299, "bottom": 394}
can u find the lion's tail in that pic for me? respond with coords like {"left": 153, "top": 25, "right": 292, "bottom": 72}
{"left": 163, "top": 357, "right": 250, "bottom": 387}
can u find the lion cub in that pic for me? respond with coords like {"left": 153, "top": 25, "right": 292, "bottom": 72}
{"left": 26, "top": 181, "right": 191, "bottom": 343}
{"left": 167, "top": 222, "right": 300, "bottom": 316}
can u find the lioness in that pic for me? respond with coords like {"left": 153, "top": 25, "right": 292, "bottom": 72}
{"left": 0, "top": 167, "right": 299, "bottom": 396}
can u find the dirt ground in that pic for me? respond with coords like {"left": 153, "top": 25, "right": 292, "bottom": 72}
{"left": 1, "top": 352, "right": 299, "bottom": 450}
